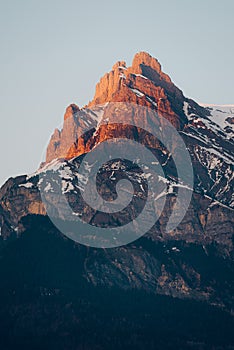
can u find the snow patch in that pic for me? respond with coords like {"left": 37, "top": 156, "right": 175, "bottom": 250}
{"left": 130, "top": 88, "right": 145, "bottom": 97}
{"left": 19, "top": 182, "right": 34, "bottom": 189}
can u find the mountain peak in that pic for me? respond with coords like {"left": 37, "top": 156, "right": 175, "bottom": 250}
{"left": 112, "top": 61, "right": 126, "bottom": 71}
{"left": 131, "top": 51, "right": 162, "bottom": 73}
{"left": 64, "top": 104, "right": 80, "bottom": 121}
{"left": 87, "top": 52, "right": 187, "bottom": 129}
{"left": 88, "top": 52, "right": 176, "bottom": 108}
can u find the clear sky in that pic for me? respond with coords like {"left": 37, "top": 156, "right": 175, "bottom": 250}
{"left": 0, "top": 0, "right": 233, "bottom": 186}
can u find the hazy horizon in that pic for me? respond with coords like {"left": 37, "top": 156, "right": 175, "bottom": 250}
{"left": 0, "top": 0, "right": 234, "bottom": 186}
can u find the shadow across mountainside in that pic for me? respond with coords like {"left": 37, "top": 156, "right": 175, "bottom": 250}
{"left": 0, "top": 215, "right": 233, "bottom": 350}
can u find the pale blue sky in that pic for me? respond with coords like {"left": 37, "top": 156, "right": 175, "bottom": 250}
{"left": 0, "top": 0, "right": 233, "bottom": 186}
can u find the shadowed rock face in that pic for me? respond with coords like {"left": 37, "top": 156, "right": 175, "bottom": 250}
{"left": 0, "top": 52, "right": 233, "bottom": 313}
{"left": 1, "top": 215, "right": 234, "bottom": 350}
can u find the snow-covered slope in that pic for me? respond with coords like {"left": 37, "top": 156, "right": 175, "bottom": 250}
{"left": 180, "top": 101, "right": 234, "bottom": 207}
{"left": 200, "top": 104, "right": 234, "bottom": 138}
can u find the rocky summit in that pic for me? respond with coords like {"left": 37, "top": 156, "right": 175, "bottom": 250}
{"left": 0, "top": 52, "right": 234, "bottom": 349}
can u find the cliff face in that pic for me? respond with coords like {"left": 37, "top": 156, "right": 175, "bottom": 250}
{"left": 0, "top": 52, "right": 234, "bottom": 312}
